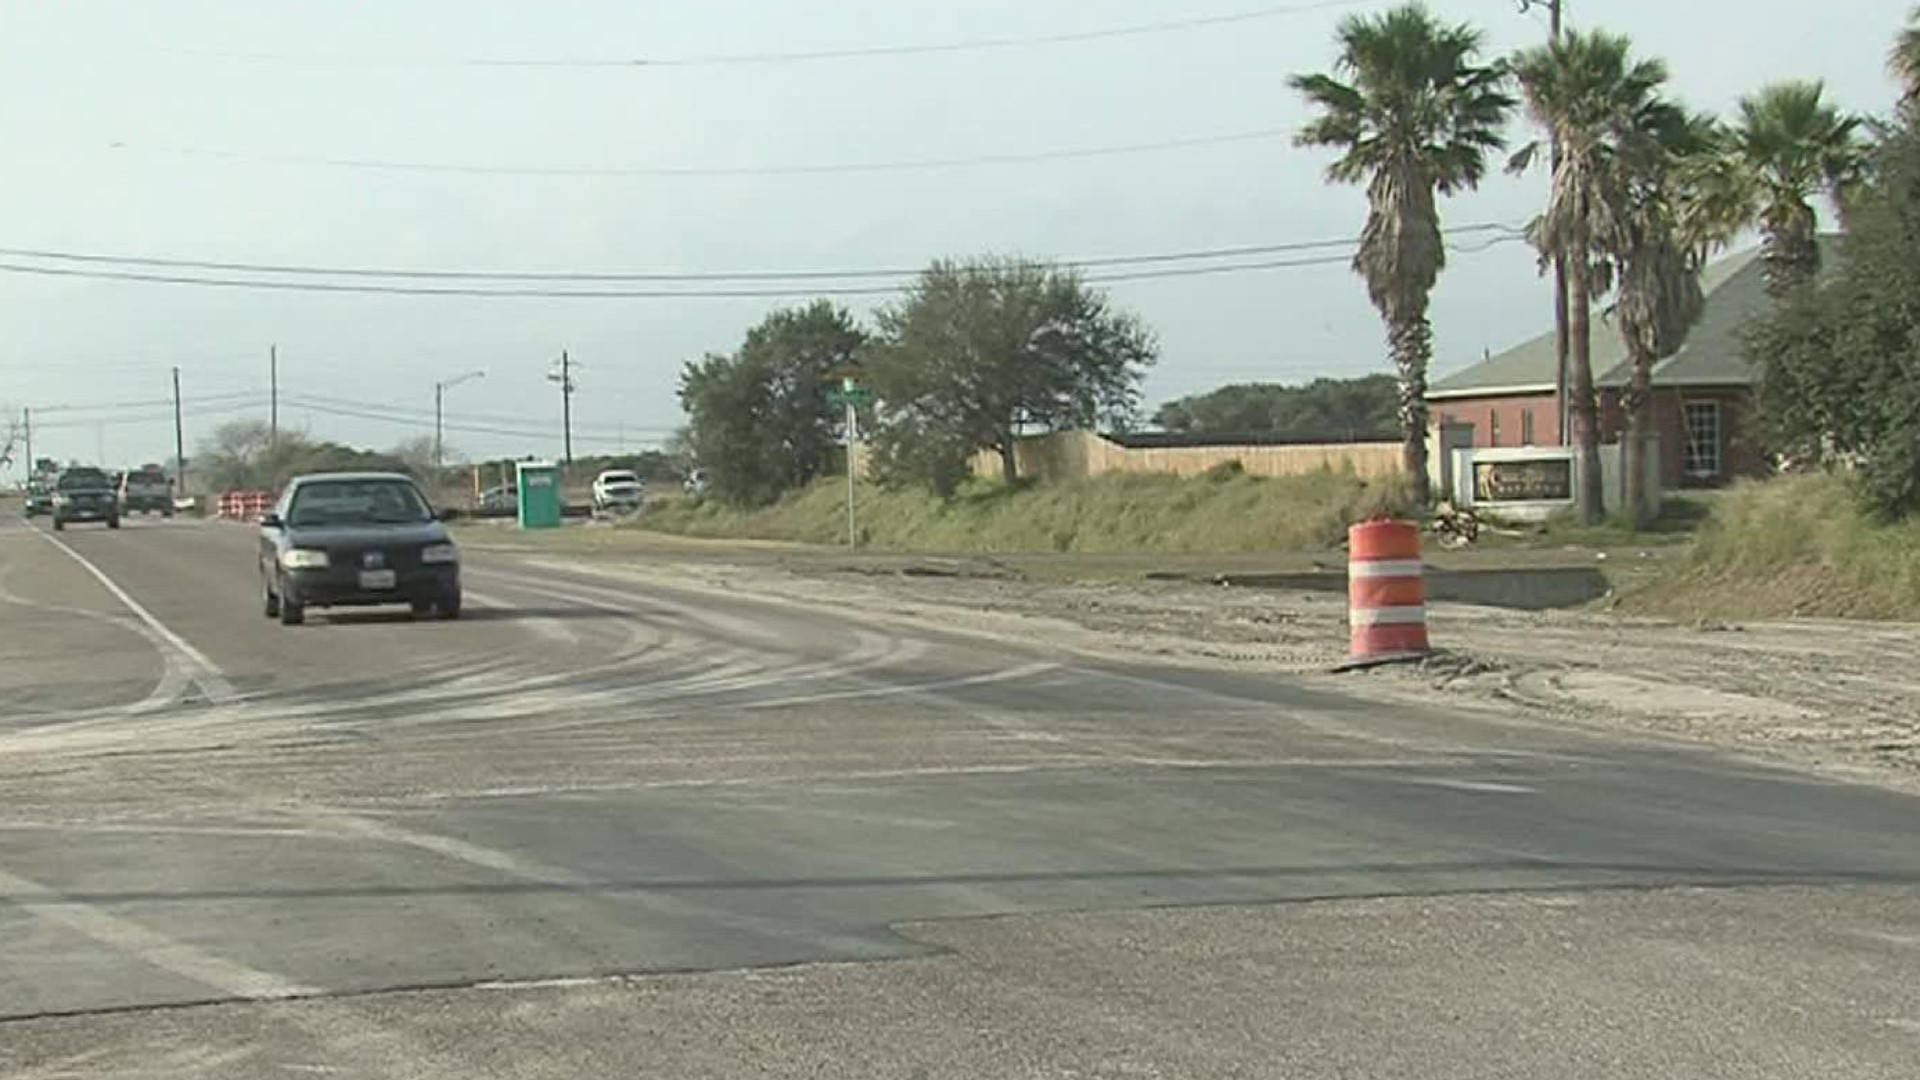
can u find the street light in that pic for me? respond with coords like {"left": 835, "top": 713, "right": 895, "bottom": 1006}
{"left": 433, "top": 370, "right": 487, "bottom": 469}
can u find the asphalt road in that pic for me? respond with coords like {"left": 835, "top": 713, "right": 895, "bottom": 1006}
{"left": 2, "top": 515, "right": 1917, "bottom": 1077}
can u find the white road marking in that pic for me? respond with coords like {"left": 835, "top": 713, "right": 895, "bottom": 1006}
{"left": 0, "top": 565, "right": 195, "bottom": 715}
{"left": 0, "top": 866, "right": 315, "bottom": 1000}
{"left": 33, "top": 528, "right": 237, "bottom": 704}
{"left": 740, "top": 661, "right": 1058, "bottom": 711}
{"left": 1398, "top": 777, "right": 1537, "bottom": 794}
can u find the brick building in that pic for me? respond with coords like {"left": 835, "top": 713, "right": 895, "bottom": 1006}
{"left": 1425, "top": 240, "right": 1837, "bottom": 489}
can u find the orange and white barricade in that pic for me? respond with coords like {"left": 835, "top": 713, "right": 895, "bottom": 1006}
{"left": 1346, "top": 519, "right": 1430, "bottom": 661}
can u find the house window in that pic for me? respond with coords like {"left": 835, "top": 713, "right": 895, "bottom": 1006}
{"left": 1489, "top": 410, "right": 1501, "bottom": 447}
{"left": 1683, "top": 401, "right": 1723, "bottom": 478}
{"left": 1520, "top": 410, "right": 1535, "bottom": 446}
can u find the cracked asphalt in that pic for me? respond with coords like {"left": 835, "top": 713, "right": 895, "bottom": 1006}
{"left": 2, "top": 516, "right": 1917, "bottom": 1078}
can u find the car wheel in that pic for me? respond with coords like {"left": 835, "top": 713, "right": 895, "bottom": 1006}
{"left": 278, "top": 583, "right": 305, "bottom": 626}
{"left": 438, "top": 590, "right": 462, "bottom": 621}
{"left": 263, "top": 578, "right": 281, "bottom": 618}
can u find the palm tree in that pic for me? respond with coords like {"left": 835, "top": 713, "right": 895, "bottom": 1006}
{"left": 1893, "top": 7, "right": 1920, "bottom": 110}
{"left": 1511, "top": 30, "right": 1677, "bottom": 525}
{"left": 1687, "top": 81, "right": 1866, "bottom": 297}
{"left": 1612, "top": 114, "right": 1722, "bottom": 525}
{"left": 1290, "top": 3, "right": 1514, "bottom": 507}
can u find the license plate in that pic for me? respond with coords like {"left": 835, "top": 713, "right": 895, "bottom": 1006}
{"left": 358, "top": 569, "right": 397, "bottom": 590}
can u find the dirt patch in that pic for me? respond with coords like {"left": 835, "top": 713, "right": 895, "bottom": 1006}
{"left": 535, "top": 553, "right": 1920, "bottom": 792}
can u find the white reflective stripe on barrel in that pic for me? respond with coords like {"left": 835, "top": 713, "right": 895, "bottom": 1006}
{"left": 1348, "top": 606, "right": 1428, "bottom": 627}
{"left": 1347, "top": 558, "right": 1425, "bottom": 580}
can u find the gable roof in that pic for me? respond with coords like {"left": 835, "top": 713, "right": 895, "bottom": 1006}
{"left": 1427, "top": 237, "right": 1840, "bottom": 400}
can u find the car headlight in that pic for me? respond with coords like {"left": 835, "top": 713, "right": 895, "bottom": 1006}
{"left": 419, "top": 543, "right": 459, "bottom": 564}
{"left": 281, "top": 548, "right": 330, "bottom": 569}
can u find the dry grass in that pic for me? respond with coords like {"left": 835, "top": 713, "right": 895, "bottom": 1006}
{"left": 634, "top": 469, "right": 1411, "bottom": 555}
{"left": 1619, "top": 473, "right": 1920, "bottom": 620}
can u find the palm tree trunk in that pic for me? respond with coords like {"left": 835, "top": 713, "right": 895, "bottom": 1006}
{"left": 1623, "top": 352, "right": 1654, "bottom": 528}
{"left": 1566, "top": 251, "right": 1604, "bottom": 525}
{"left": 1388, "top": 312, "right": 1434, "bottom": 508}
{"left": 1761, "top": 223, "right": 1820, "bottom": 298}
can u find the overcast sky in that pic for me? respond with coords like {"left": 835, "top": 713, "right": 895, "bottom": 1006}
{"left": 0, "top": 0, "right": 1903, "bottom": 473}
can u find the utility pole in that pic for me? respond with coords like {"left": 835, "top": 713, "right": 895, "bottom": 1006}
{"left": 172, "top": 367, "right": 186, "bottom": 495}
{"left": 21, "top": 407, "right": 31, "bottom": 475}
{"left": 1519, "top": 0, "right": 1570, "bottom": 445}
{"left": 844, "top": 397, "right": 858, "bottom": 551}
{"left": 547, "top": 350, "right": 576, "bottom": 465}
{"left": 433, "top": 370, "right": 485, "bottom": 470}
{"left": 269, "top": 345, "right": 279, "bottom": 446}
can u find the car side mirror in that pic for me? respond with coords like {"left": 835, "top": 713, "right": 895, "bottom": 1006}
{"left": 258, "top": 512, "right": 283, "bottom": 529}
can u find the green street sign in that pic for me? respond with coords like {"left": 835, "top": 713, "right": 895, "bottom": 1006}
{"left": 828, "top": 387, "right": 873, "bottom": 406}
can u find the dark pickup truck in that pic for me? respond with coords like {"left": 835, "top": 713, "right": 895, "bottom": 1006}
{"left": 118, "top": 466, "right": 174, "bottom": 516}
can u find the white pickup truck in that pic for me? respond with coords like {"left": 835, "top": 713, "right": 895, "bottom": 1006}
{"left": 591, "top": 469, "right": 645, "bottom": 514}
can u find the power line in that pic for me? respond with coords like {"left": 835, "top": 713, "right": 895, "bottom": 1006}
{"left": 285, "top": 396, "right": 673, "bottom": 441}
{"left": 287, "top": 391, "right": 638, "bottom": 435}
{"left": 31, "top": 391, "right": 263, "bottom": 415}
{"left": 0, "top": 225, "right": 1528, "bottom": 299}
{"left": 0, "top": 228, "right": 1516, "bottom": 282}
{"left": 153, "top": 1, "right": 1379, "bottom": 69}
{"left": 111, "top": 127, "right": 1298, "bottom": 179}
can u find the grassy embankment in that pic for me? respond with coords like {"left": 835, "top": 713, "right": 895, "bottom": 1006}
{"left": 637, "top": 468, "right": 1409, "bottom": 554}
{"left": 1621, "top": 473, "right": 1920, "bottom": 620}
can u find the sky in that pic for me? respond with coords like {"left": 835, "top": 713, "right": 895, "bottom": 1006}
{"left": 0, "top": 0, "right": 1904, "bottom": 474}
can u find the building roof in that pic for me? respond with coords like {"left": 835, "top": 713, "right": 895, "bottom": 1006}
{"left": 1427, "top": 237, "right": 1840, "bottom": 400}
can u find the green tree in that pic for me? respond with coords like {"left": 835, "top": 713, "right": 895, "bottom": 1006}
{"left": 1512, "top": 30, "right": 1676, "bottom": 525}
{"left": 865, "top": 258, "right": 1156, "bottom": 491}
{"left": 1151, "top": 375, "right": 1400, "bottom": 441}
{"left": 1611, "top": 113, "right": 1720, "bottom": 525}
{"left": 677, "top": 301, "right": 866, "bottom": 505}
{"left": 1893, "top": 8, "right": 1920, "bottom": 112}
{"left": 1747, "top": 120, "right": 1920, "bottom": 519}
{"left": 1686, "top": 81, "right": 1867, "bottom": 296}
{"left": 1291, "top": 3, "right": 1514, "bottom": 507}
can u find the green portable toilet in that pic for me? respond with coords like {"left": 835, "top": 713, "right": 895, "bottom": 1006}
{"left": 515, "top": 461, "right": 564, "bottom": 529}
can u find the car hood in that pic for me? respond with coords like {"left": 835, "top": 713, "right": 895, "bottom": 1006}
{"left": 278, "top": 521, "right": 452, "bottom": 547}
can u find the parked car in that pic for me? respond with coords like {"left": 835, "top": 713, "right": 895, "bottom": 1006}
{"left": 22, "top": 480, "right": 52, "bottom": 517}
{"left": 591, "top": 469, "right": 645, "bottom": 514}
{"left": 118, "top": 465, "right": 175, "bottom": 516}
{"left": 683, "top": 468, "right": 707, "bottom": 497}
{"left": 258, "top": 472, "right": 461, "bottom": 626}
{"left": 479, "top": 484, "right": 517, "bottom": 513}
{"left": 50, "top": 467, "right": 120, "bottom": 531}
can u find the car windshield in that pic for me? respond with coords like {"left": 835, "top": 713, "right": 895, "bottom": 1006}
{"left": 601, "top": 472, "right": 639, "bottom": 485}
{"left": 288, "top": 479, "right": 432, "bottom": 526}
{"left": 56, "top": 469, "right": 110, "bottom": 491}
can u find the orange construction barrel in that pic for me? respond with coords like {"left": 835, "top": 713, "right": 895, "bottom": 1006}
{"left": 1347, "top": 519, "right": 1430, "bottom": 661}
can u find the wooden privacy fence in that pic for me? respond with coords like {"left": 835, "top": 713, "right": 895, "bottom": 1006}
{"left": 964, "top": 431, "right": 1402, "bottom": 483}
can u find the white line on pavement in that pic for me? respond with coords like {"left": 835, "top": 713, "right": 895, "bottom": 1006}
{"left": 1398, "top": 777, "right": 1537, "bottom": 794}
{"left": 0, "top": 866, "right": 316, "bottom": 1001}
{"left": 32, "top": 528, "right": 238, "bottom": 705}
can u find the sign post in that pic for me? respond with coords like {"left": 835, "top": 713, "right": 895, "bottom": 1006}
{"left": 827, "top": 376, "right": 872, "bottom": 551}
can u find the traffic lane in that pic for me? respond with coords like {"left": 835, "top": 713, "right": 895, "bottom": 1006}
{"left": 4, "top": 740, "right": 1918, "bottom": 1019}
{"left": 37, "top": 517, "right": 645, "bottom": 702}
{"left": 0, "top": 519, "right": 168, "bottom": 720}
{"left": 4, "top": 886, "right": 1916, "bottom": 1079}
